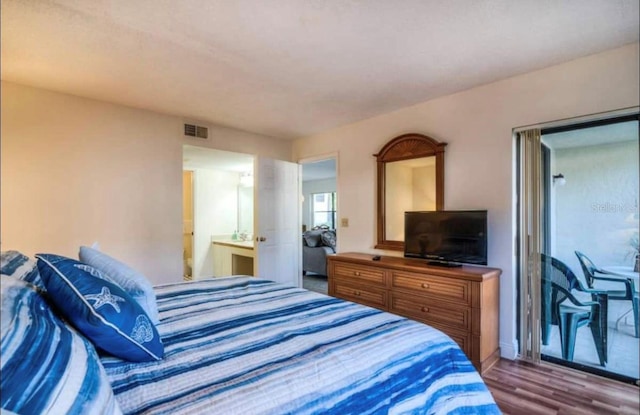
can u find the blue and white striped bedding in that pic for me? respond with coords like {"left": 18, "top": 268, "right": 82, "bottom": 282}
{"left": 1, "top": 276, "right": 122, "bottom": 414}
{"left": 102, "top": 277, "right": 500, "bottom": 414}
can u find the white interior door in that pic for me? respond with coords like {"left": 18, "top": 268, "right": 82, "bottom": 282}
{"left": 255, "top": 157, "right": 301, "bottom": 286}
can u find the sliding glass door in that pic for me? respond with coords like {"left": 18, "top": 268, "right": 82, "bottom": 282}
{"left": 518, "top": 112, "right": 639, "bottom": 383}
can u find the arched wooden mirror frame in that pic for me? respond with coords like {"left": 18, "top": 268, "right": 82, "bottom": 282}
{"left": 374, "top": 133, "right": 447, "bottom": 251}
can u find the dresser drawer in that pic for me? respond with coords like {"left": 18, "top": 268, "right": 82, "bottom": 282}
{"left": 332, "top": 263, "right": 386, "bottom": 287}
{"left": 327, "top": 253, "right": 500, "bottom": 374}
{"left": 391, "top": 271, "right": 471, "bottom": 305}
{"left": 332, "top": 280, "right": 388, "bottom": 310}
{"left": 389, "top": 292, "right": 471, "bottom": 332}
{"left": 438, "top": 326, "right": 473, "bottom": 358}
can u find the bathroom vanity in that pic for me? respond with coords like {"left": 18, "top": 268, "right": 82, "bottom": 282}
{"left": 212, "top": 240, "right": 255, "bottom": 277}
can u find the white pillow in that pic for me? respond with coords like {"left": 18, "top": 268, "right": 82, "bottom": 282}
{"left": 79, "top": 246, "right": 160, "bottom": 324}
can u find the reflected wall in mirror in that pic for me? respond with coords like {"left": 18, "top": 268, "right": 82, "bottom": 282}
{"left": 237, "top": 175, "right": 254, "bottom": 237}
{"left": 385, "top": 157, "right": 436, "bottom": 240}
{"left": 375, "top": 133, "right": 446, "bottom": 251}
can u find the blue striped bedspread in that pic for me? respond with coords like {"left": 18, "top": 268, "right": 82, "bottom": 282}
{"left": 101, "top": 277, "right": 501, "bottom": 414}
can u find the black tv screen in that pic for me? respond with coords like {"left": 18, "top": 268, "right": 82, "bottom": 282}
{"left": 404, "top": 210, "right": 488, "bottom": 266}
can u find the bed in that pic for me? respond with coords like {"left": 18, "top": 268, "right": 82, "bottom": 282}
{"left": 1, "top": 250, "right": 501, "bottom": 414}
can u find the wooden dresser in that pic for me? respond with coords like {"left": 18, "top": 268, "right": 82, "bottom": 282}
{"left": 327, "top": 252, "right": 501, "bottom": 374}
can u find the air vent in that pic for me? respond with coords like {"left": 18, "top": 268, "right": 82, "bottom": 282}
{"left": 184, "top": 123, "right": 208, "bottom": 139}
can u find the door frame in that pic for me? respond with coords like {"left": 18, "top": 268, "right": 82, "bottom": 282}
{"left": 299, "top": 152, "right": 340, "bottom": 234}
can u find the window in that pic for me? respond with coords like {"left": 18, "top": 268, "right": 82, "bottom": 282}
{"left": 311, "top": 192, "right": 336, "bottom": 229}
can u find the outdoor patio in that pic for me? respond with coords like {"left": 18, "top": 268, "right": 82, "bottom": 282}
{"left": 541, "top": 296, "right": 639, "bottom": 379}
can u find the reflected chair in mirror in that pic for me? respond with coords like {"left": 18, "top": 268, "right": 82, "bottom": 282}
{"left": 575, "top": 251, "right": 639, "bottom": 338}
{"left": 541, "top": 254, "right": 608, "bottom": 366}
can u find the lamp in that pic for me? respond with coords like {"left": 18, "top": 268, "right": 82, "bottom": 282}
{"left": 552, "top": 173, "right": 566, "bottom": 186}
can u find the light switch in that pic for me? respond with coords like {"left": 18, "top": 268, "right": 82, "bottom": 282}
{"left": 341, "top": 218, "right": 349, "bottom": 227}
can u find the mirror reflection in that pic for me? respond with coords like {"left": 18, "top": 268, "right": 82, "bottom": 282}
{"left": 237, "top": 178, "right": 254, "bottom": 238}
{"left": 384, "top": 157, "right": 436, "bottom": 240}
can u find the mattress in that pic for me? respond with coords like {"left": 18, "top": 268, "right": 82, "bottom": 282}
{"left": 101, "top": 277, "right": 500, "bottom": 414}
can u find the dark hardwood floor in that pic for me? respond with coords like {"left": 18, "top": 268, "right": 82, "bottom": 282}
{"left": 483, "top": 359, "right": 639, "bottom": 414}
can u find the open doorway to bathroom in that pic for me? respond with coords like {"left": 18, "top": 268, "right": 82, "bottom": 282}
{"left": 300, "top": 157, "right": 337, "bottom": 295}
{"left": 182, "top": 145, "right": 255, "bottom": 281}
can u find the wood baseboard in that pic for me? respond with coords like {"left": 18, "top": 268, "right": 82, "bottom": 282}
{"left": 479, "top": 348, "right": 501, "bottom": 374}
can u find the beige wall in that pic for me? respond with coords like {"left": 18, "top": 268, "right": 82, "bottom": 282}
{"left": 554, "top": 140, "right": 639, "bottom": 271}
{"left": 1, "top": 81, "right": 291, "bottom": 284}
{"left": 292, "top": 43, "right": 640, "bottom": 358}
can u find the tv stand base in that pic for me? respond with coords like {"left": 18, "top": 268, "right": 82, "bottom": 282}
{"left": 427, "top": 260, "right": 462, "bottom": 268}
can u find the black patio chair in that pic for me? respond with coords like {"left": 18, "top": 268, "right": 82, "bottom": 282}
{"left": 541, "top": 254, "right": 608, "bottom": 366}
{"left": 575, "top": 251, "right": 638, "bottom": 338}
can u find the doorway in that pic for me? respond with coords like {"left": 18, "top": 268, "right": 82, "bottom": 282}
{"left": 300, "top": 157, "right": 337, "bottom": 294}
{"left": 518, "top": 112, "right": 639, "bottom": 383}
{"left": 182, "top": 145, "right": 301, "bottom": 286}
{"left": 182, "top": 145, "right": 254, "bottom": 280}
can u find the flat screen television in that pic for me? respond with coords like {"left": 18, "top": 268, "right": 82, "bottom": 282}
{"left": 404, "top": 210, "right": 488, "bottom": 266}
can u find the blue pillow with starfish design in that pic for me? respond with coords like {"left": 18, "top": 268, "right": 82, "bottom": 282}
{"left": 36, "top": 253, "right": 163, "bottom": 362}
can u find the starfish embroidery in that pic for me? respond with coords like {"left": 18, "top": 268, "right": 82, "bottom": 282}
{"left": 85, "top": 286, "right": 126, "bottom": 313}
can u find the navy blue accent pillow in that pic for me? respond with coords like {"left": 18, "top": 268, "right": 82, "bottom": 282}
{"left": 79, "top": 246, "right": 159, "bottom": 324}
{"left": 36, "top": 254, "right": 164, "bottom": 362}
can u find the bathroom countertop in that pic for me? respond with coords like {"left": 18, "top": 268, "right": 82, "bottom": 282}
{"left": 212, "top": 240, "right": 254, "bottom": 249}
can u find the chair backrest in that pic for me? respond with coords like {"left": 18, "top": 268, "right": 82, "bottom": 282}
{"left": 575, "top": 251, "right": 597, "bottom": 288}
{"left": 541, "top": 254, "right": 583, "bottom": 299}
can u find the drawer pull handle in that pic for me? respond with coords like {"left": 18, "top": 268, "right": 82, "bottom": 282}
{"left": 354, "top": 291, "right": 361, "bottom": 296}
{"left": 421, "top": 306, "right": 429, "bottom": 312}
{"left": 421, "top": 283, "right": 429, "bottom": 289}
{"left": 354, "top": 272, "right": 361, "bottom": 276}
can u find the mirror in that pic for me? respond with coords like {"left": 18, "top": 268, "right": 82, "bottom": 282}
{"left": 375, "top": 133, "right": 446, "bottom": 250}
{"left": 237, "top": 182, "right": 254, "bottom": 238}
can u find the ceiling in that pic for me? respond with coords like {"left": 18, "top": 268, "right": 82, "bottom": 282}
{"left": 2, "top": 1, "right": 638, "bottom": 139}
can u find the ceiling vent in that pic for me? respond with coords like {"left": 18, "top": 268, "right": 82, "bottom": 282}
{"left": 184, "top": 123, "right": 208, "bottom": 139}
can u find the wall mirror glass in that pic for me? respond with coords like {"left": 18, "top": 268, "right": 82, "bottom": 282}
{"left": 237, "top": 176, "right": 254, "bottom": 237}
{"left": 375, "top": 133, "right": 446, "bottom": 251}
